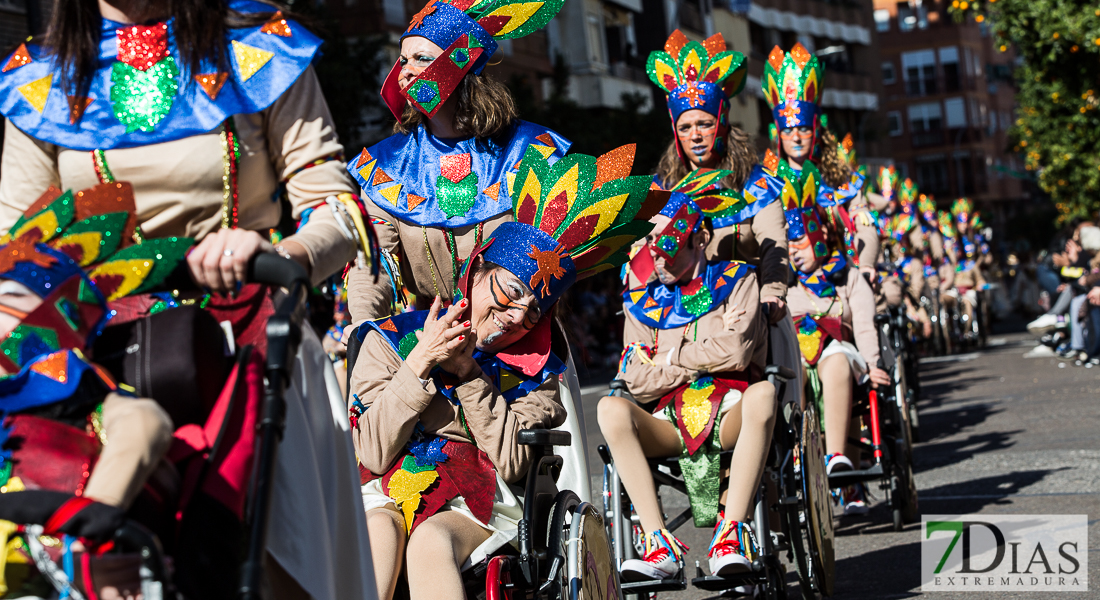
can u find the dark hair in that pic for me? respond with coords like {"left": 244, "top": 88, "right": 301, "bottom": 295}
{"left": 44, "top": 0, "right": 287, "bottom": 101}
{"left": 816, "top": 128, "right": 852, "bottom": 189}
{"left": 655, "top": 124, "right": 757, "bottom": 191}
{"left": 395, "top": 72, "right": 518, "bottom": 140}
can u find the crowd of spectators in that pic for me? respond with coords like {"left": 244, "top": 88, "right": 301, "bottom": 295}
{"left": 1025, "top": 220, "right": 1100, "bottom": 365}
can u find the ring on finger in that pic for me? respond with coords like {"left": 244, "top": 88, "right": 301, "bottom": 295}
{"left": 223, "top": 249, "right": 235, "bottom": 257}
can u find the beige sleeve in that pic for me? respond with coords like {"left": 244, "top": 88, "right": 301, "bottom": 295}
{"left": 927, "top": 230, "right": 945, "bottom": 262}
{"left": 855, "top": 218, "right": 880, "bottom": 270}
{"left": 670, "top": 274, "right": 764, "bottom": 373}
{"left": 262, "top": 67, "right": 358, "bottom": 284}
{"left": 865, "top": 192, "right": 889, "bottom": 212}
{"left": 753, "top": 201, "right": 790, "bottom": 299}
{"left": 456, "top": 374, "right": 567, "bottom": 483}
{"left": 83, "top": 393, "right": 174, "bottom": 509}
{"left": 907, "top": 260, "right": 925, "bottom": 301}
{"left": 0, "top": 120, "right": 61, "bottom": 233}
{"left": 846, "top": 269, "right": 880, "bottom": 367}
{"left": 619, "top": 309, "right": 693, "bottom": 404}
{"left": 349, "top": 331, "right": 436, "bottom": 475}
{"left": 346, "top": 198, "right": 402, "bottom": 322}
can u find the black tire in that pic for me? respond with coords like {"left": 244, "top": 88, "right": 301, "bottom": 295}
{"left": 549, "top": 490, "right": 583, "bottom": 599}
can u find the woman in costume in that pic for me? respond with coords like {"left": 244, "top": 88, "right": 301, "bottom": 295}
{"left": 0, "top": 3, "right": 375, "bottom": 597}
{"left": 761, "top": 44, "right": 870, "bottom": 276}
{"left": 944, "top": 198, "right": 987, "bottom": 337}
{"left": 344, "top": 0, "right": 570, "bottom": 322}
{"left": 646, "top": 31, "right": 788, "bottom": 315}
{"left": 349, "top": 145, "right": 660, "bottom": 600}
{"left": 598, "top": 173, "right": 775, "bottom": 589}
{"left": 784, "top": 170, "right": 890, "bottom": 514}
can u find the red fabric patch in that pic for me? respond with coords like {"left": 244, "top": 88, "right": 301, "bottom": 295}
{"left": 115, "top": 23, "right": 169, "bottom": 71}
{"left": 440, "top": 153, "right": 472, "bottom": 184}
{"left": 2, "top": 43, "right": 31, "bottom": 72}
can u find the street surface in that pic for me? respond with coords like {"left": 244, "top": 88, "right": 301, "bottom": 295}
{"left": 577, "top": 322, "right": 1099, "bottom": 598}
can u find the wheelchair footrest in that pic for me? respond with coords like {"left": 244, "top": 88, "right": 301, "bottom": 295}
{"left": 827, "top": 463, "right": 884, "bottom": 488}
{"left": 691, "top": 573, "right": 764, "bottom": 592}
{"left": 620, "top": 574, "right": 687, "bottom": 593}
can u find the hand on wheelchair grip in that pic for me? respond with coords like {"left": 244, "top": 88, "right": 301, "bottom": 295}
{"left": 186, "top": 228, "right": 273, "bottom": 296}
{"left": 869, "top": 366, "right": 891, "bottom": 388}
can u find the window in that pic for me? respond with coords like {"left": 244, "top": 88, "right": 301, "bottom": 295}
{"left": 383, "top": 0, "right": 405, "bottom": 26}
{"left": 874, "top": 9, "right": 891, "bottom": 32}
{"left": 897, "top": 2, "right": 916, "bottom": 32}
{"left": 909, "top": 102, "right": 943, "bottom": 132}
{"left": 882, "top": 61, "right": 897, "bottom": 85}
{"left": 944, "top": 97, "right": 967, "bottom": 128}
{"left": 887, "top": 111, "right": 903, "bottom": 136}
{"left": 939, "top": 46, "right": 960, "bottom": 92}
{"left": 915, "top": 154, "right": 950, "bottom": 197}
{"left": 902, "top": 50, "right": 937, "bottom": 96}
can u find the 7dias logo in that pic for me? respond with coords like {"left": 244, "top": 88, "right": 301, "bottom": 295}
{"left": 921, "top": 515, "right": 1087, "bottom": 592}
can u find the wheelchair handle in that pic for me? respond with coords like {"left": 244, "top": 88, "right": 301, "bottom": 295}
{"left": 517, "top": 429, "right": 571, "bottom": 447}
{"left": 764, "top": 364, "right": 797, "bottom": 383}
{"left": 247, "top": 252, "right": 310, "bottom": 290}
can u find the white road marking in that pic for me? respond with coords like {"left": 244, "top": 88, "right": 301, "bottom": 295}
{"left": 919, "top": 353, "right": 978, "bottom": 364}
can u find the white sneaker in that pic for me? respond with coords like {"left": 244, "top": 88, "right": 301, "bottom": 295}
{"left": 1027, "top": 314, "right": 1060, "bottom": 334}
{"left": 841, "top": 484, "right": 870, "bottom": 516}
{"left": 620, "top": 530, "right": 684, "bottom": 582}
{"left": 708, "top": 520, "right": 757, "bottom": 595}
{"left": 825, "top": 453, "right": 853, "bottom": 475}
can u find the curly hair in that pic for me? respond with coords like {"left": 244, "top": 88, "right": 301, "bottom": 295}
{"left": 394, "top": 72, "right": 517, "bottom": 140}
{"left": 816, "top": 128, "right": 853, "bottom": 189}
{"left": 655, "top": 125, "right": 757, "bottom": 191}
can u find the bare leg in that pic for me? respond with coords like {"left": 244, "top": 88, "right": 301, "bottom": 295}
{"left": 718, "top": 381, "right": 777, "bottom": 521}
{"left": 366, "top": 505, "right": 408, "bottom": 600}
{"left": 406, "top": 511, "right": 492, "bottom": 600}
{"left": 817, "top": 354, "right": 852, "bottom": 456}
{"left": 597, "top": 395, "right": 683, "bottom": 531}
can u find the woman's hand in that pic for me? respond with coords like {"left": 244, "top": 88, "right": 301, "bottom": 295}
{"left": 440, "top": 330, "right": 481, "bottom": 381}
{"left": 760, "top": 296, "right": 787, "bottom": 324}
{"left": 869, "top": 366, "right": 891, "bottom": 388}
{"left": 405, "top": 297, "right": 472, "bottom": 380}
{"left": 722, "top": 303, "right": 747, "bottom": 330}
{"left": 187, "top": 229, "right": 274, "bottom": 296}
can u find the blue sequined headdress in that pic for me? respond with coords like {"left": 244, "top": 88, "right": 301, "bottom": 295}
{"left": 762, "top": 43, "right": 823, "bottom": 157}
{"left": 646, "top": 30, "right": 748, "bottom": 163}
{"left": 381, "top": 0, "right": 567, "bottom": 119}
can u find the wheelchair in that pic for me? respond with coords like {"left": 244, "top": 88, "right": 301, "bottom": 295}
{"left": 822, "top": 340, "right": 919, "bottom": 532}
{"left": 0, "top": 255, "right": 370, "bottom": 600}
{"left": 345, "top": 320, "right": 618, "bottom": 600}
{"left": 599, "top": 326, "right": 835, "bottom": 599}
{"left": 921, "top": 288, "right": 952, "bottom": 356}
{"left": 875, "top": 306, "right": 922, "bottom": 443}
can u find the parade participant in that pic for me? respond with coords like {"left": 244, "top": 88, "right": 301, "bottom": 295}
{"left": 598, "top": 173, "right": 775, "bottom": 587}
{"left": 833, "top": 133, "right": 881, "bottom": 277}
{"left": 888, "top": 188, "right": 934, "bottom": 338}
{"left": 0, "top": 0, "right": 370, "bottom": 292}
{"left": 783, "top": 165, "right": 890, "bottom": 514}
{"left": 946, "top": 198, "right": 987, "bottom": 339}
{"left": 871, "top": 166, "right": 907, "bottom": 312}
{"left": 349, "top": 145, "right": 661, "bottom": 600}
{"left": 345, "top": 0, "right": 570, "bottom": 322}
{"left": 647, "top": 31, "right": 788, "bottom": 314}
{"left": 0, "top": 183, "right": 186, "bottom": 509}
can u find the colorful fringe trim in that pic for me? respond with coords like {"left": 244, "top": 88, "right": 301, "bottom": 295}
{"left": 644, "top": 528, "right": 689, "bottom": 562}
{"left": 709, "top": 519, "right": 759, "bottom": 562}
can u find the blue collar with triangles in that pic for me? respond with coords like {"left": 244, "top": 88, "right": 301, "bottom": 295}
{"left": 348, "top": 121, "right": 570, "bottom": 229}
{"left": 624, "top": 260, "right": 752, "bottom": 330}
{"left": 0, "top": 1, "right": 321, "bottom": 151}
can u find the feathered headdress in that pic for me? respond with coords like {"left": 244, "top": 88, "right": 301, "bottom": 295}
{"left": 878, "top": 166, "right": 900, "bottom": 202}
{"left": 0, "top": 183, "right": 191, "bottom": 372}
{"left": 937, "top": 210, "right": 957, "bottom": 239}
{"left": 781, "top": 162, "right": 828, "bottom": 258}
{"left": 917, "top": 194, "right": 937, "bottom": 224}
{"left": 381, "top": 0, "right": 567, "bottom": 119}
{"left": 952, "top": 197, "right": 974, "bottom": 225}
{"left": 762, "top": 43, "right": 823, "bottom": 155}
{"left": 647, "top": 30, "right": 748, "bottom": 161}
{"left": 898, "top": 178, "right": 919, "bottom": 208}
{"left": 458, "top": 144, "right": 663, "bottom": 311}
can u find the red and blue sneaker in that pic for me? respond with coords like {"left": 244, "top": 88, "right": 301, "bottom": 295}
{"left": 620, "top": 529, "right": 687, "bottom": 581}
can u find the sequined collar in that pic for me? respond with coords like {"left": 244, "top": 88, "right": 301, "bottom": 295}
{"left": 624, "top": 260, "right": 752, "bottom": 330}
{"left": 358, "top": 310, "right": 566, "bottom": 403}
{"left": 796, "top": 251, "right": 846, "bottom": 298}
{"left": 0, "top": 0, "right": 321, "bottom": 151}
{"left": 348, "top": 121, "right": 570, "bottom": 229}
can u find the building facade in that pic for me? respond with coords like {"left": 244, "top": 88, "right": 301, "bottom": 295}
{"left": 873, "top": 0, "right": 1024, "bottom": 207}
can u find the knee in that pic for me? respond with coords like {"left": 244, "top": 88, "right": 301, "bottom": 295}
{"left": 405, "top": 518, "right": 458, "bottom": 565}
{"left": 597, "top": 396, "right": 636, "bottom": 440}
{"left": 104, "top": 395, "right": 174, "bottom": 455}
{"left": 367, "top": 508, "right": 406, "bottom": 540}
{"left": 742, "top": 382, "right": 776, "bottom": 425}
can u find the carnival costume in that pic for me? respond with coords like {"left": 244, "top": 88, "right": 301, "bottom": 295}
{"left": 350, "top": 144, "right": 662, "bottom": 566}
{"left": 646, "top": 31, "right": 789, "bottom": 299}
{"left": 763, "top": 44, "right": 867, "bottom": 269}
{"left": 0, "top": 6, "right": 377, "bottom": 597}
{"left": 0, "top": 1, "right": 371, "bottom": 283}
{"left": 346, "top": 0, "right": 571, "bottom": 321}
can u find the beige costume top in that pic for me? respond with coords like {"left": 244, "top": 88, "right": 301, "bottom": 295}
{"left": 349, "top": 329, "right": 567, "bottom": 482}
{"left": 345, "top": 202, "right": 510, "bottom": 321}
{"left": 619, "top": 269, "right": 768, "bottom": 404}
{"left": 0, "top": 67, "right": 356, "bottom": 285}
{"left": 787, "top": 266, "right": 880, "bottom": 368}
{"left": 708, "top": 201, "right": 790, "bottom": 300}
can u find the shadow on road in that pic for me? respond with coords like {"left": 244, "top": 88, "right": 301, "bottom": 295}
{"left": 917, "top": 469, "right": 1063, "bottom": 509}
{"left": 828, "top": 536, "right": 923, "bottom": 599}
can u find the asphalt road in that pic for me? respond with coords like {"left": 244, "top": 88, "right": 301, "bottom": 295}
{"left": 576, "top": 321, "right": 1099, "bottom": 598}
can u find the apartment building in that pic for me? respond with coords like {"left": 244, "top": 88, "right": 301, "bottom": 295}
{"left": 874, "top": 0, "right": 1023, "bottom": 207}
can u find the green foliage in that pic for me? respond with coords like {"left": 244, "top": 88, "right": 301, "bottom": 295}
{"left": 950, "top": 1, "right": 1100, "bottom": 221}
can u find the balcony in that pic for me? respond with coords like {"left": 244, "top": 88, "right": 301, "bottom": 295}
{"left": 911, "top": 130, "right": 944, "bottom": 148}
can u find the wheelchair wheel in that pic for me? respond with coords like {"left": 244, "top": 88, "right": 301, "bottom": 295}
{"left": 890, "top": 404, "right": 919, "bottom": 532}
{"left": 567, "top": 502, "right": 621, "bottom": 600}
{"left": 782, "top": 403, "right": 834, "bottom": 598}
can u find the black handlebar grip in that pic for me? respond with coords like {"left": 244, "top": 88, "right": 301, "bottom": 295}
{"left": 248, "top": 252, "right": 310, "bottom": 290}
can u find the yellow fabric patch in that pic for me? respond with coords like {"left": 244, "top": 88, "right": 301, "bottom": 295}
{"left": 388, "top": 469, "right": 439, "bottom": 532}
{"left": 17, "top": 74, "right": 51, "bottom": 113}
{"left": 681, "top": 382, "right": 716, "bottom": 438}
{"left": 378, "top": 184, "right": 403, "bottom": 206}
{"left": 232, "top": 40, "right": 274, "bottom": 82}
